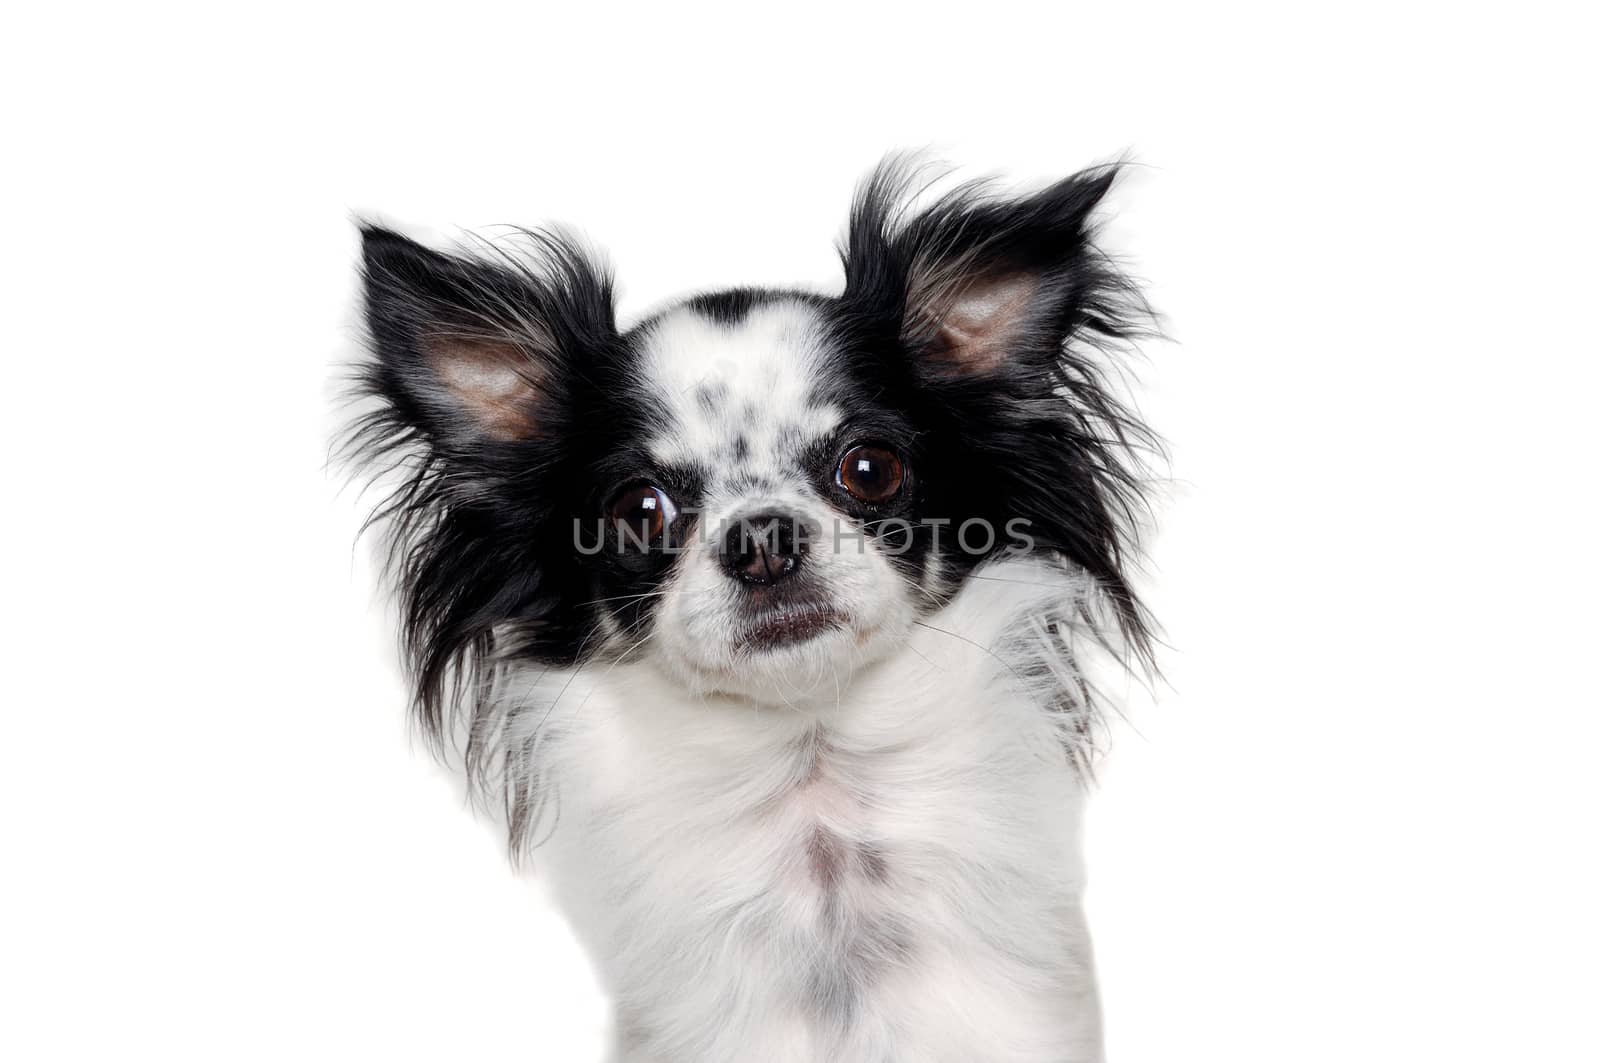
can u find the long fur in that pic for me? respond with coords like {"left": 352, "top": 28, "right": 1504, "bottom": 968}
{"left": 343, "top": 157, "right": 1161, "bottom": 1062}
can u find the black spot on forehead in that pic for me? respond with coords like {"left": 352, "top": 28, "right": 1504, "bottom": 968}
{"left": 712, "top": 433, "right": 751, "bottom": 464}
{"left": 685, "top": 288, "right": 764, "bottom": 326}
{"left": 694, "top": 381, "right": 728, "bottom": 413}
{"left": 684, "top": 287, "right": 828, "bottom": 328}
{"left": 773, "top": 422, "right": 810, "bottom": 453}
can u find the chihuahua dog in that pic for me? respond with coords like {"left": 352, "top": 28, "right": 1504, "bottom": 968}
{"left": 347, "top": 159, "right": 1158, "bottom": 1062}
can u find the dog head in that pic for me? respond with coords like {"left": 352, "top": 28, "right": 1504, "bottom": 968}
{"left": 350, "top": 161, "right": 1154, "bottom": 723}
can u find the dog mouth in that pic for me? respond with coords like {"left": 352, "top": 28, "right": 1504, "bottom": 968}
{"left": 738, "top": 607, "right": 846, "bottom": 652}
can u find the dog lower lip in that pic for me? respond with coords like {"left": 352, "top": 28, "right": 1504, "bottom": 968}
{"left": 740, "top": 608, "right": 845, "bottom": 651}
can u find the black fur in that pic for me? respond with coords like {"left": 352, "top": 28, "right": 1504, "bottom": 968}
{"left": 345, "top": 158, "right": 1159, "bottom": 777}
{"left": 832, "top": 161, "right": 1160, "bottom": 664}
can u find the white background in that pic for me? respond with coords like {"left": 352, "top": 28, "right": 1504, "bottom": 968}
{"left": 3, "top": 3, "right": 1596, "bottom": 1060}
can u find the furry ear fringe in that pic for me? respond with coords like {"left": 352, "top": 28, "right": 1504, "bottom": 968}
{"left": 842, "top": 155, "right": 1167, "bottom": 676}
{"left": 338, "top": 226, "right": 614, "bottom": 761}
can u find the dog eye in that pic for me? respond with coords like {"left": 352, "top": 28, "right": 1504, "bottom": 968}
{"left": 609, "top": 484, "right": 678, "bottom": 543}
{"left": 835, "top": 444, "right": 906, "bottom": 504}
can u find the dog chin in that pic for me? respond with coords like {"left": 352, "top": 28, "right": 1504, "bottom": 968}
{"left": 657, "top": 610, "right": 902, "bottom": 706}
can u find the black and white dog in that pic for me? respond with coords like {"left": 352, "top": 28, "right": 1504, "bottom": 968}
{"left": 348, "top": 159, "right": 1158, "bottom": 1062}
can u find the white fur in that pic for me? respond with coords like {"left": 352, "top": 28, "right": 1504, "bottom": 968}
{"left": 473, "top": 302, "right": 1110, "bottom": 1060}
{"left": 494, "top": 556, "right": 1106, "bottom": 1063}
{"left": 625, "top": 301, "right": 920, "bottom": 706}
{"left": 640, "top": 301, "right": 844, "bottom": 477}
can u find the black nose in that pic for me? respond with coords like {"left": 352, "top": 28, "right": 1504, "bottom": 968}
{"left": 723, "top": 513, "right": 805, "bottom": 585}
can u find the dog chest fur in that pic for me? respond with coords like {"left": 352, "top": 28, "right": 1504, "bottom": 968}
{"left": 531, "top": 565, "right": 1105, "bottom": 1062}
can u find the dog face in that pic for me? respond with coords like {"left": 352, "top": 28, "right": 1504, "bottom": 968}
{"left": 352, "top": 162, "right": 1154, "bottom": 724}
{"left": 614, "top": 294, "right": 925, "bottom": 703}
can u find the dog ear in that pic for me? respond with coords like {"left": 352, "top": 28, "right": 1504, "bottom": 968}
{"left": 358, "top": 225, "right": 613, "bottom": 448}
{"left": 841, "top": 163, "right": 1124, "bottom": 378}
